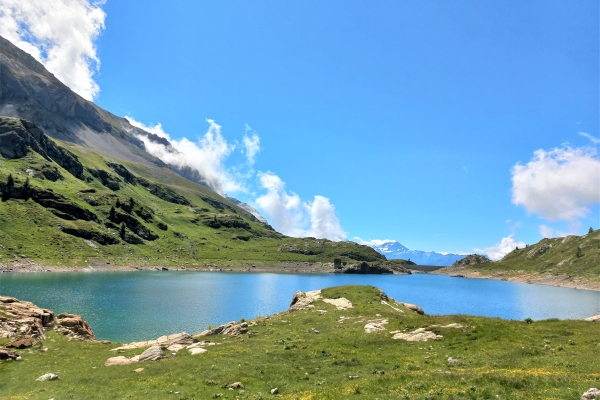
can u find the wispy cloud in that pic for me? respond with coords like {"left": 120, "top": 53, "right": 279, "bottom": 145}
{"left": 474, "top": 234, "right": 526, "bottom": 261}
{"left": 0, "top": 0, "right": 106, "bottom": 100}
{"left": 126, "top": 117, "right": 243, "bottom": 196}
{"left": 127, "top": 118, "right": 348, "bottom": 241}
{"left": 256, "top": 172, "right": 347, "bottom": 241}
{"left": 511, "top": 145, "right": 600, "bottom": 221}
{"left": 579, "top": 132, "right": 600, "bottom": 145}
{"left": 354, "top": 237, "right": 397, "bottom": 247}
{"left": 242, "top": 125, "right": 260, "bottom": 165}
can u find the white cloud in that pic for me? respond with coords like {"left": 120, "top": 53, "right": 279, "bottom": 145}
{"left": 511, "top": 146, "right": 600, "bottom": 221}
{"left": 474, "top": 234, "right": 526, "bottom": 261}
{"left": 126, "top": 117, "right": 243, "bottom": 196}
{"left": 242, "top": 125, "right": 260, "bottom": 165}
{"left": 0, "top": 0, "right": 106, "bottom": 100}
{"left": 579, "top": 132, "right": 600, "bottom": 145}
{"left": 538, "top": 221, "right": 582, "bottom": 239}
{"left": 255, "top": 172, "right": 347, "bottom": 241}
{"left": 353, "top": 237, "right": 396, "bottom": 247}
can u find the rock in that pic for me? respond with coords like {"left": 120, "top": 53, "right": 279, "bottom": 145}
{"left": 229, "top": 382, "right": 244, "bottom": 389}
{"left": 36, "top": 373, "right": 59, "bottom": 381}
{"left": 193, "top": 322, "right": 241, "bottom": 338}
{"left": 189, "top": 347, "right": 207, "bottom": 355}
{"left": 138, "top": 345, "right": 163, "bottom": 361}
{"left": 429, "top": 323, "right": 463, "bottom": 329}
{"left": 134, "top": 368, "right": 144, "bottom": 373}
{"left": 323, "top": 297, "right": 353, "bottom": 310}
{"left": 348, "top": 375, "right": 360, "bottom": 380}
{"left": 398, "top": 302, "right": 425, "bottom": 315}
{"left": 111, "top": 332, "right": 193, "bottom": 351}
{"left": 585, "top": 315, "right": 600, "bottom": 322}
{"left": 105, "top": 356, "right": 139, "bottom": 366}
{"left": 582, "top": 388, "right": 600, "bottom": 399}
{"left": 392, "top": 328, "right": 442, "bottom": 342}
{"left": 55, "top": 313, "right": 95, "bottom": 340}
{"left": 447, "top": 357, "right": 460, "bottom": 364}
{"left": 335, "top": 262, "right": 394, "bottom": 274}
{"left": 6, "top": 335, "right": 33, "bottom": 349}
{"left": 364, "top": 319, "right": 388, "bottom": 333}
{"left": 0, "top": 297, "right": 54, "bottom": 339}
{"left": 167, "top": 344, "right": 185, "bottom": 352}
{"left": 0, "top": 349, "right": 20, "bottom": 360}
{"left": 271, "top": 388, "right": 279, "bottom": 395}
{"left": 288, "top": 290, "right": 322, "bottom": 312}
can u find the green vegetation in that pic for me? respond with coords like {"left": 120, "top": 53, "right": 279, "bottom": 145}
{"left": 461, "top": 232, "right": 600, "bottom": 283}
{"left": 0, "top": 118, "right": 383, "bottom": 267}
{"left": 1, "top": 285, "right": 599, "bottom": 399}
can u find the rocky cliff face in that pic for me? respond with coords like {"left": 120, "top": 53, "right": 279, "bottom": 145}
{"left": 0, "top": 35, "right": 167, "bottom": 166}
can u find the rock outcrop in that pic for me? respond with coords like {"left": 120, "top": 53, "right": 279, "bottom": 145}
{"left": 391, "top": 328, "right": 442, "bottom": 342}
{"left": 0, "top": 296, "right": 54, "bottom": 339}
{"left": 334, "top": 261, "right": 410, "bottom": 274}
{"left": 55, "top": 314, "right": 95, "bottom": 340}
{"left": 585, "top": 315, "right": 600, "bottom": 322}
{"left": 111, "top": 332, "right": 194, "bottom": 351}
{"left": 582, "top": 388, "right": 600, "bottom": 400}
{"left": 0, "top": 296, "right": 95, "bottom": 344}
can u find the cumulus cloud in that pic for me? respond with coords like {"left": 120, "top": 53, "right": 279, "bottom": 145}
{"left": 511, "top": 146, "right": 600, "bottom": 221}
{"left": 353, "top": 238, "right": 397, "bottom": 247}
{"left": 538, "top": 221, "right": 582, "bottom": 239}
{"left": 0, "top": 0, "right": 106, "bottom": 100}
{"left": 242, "top": 125, "right": 260, "bottom": 165}
{"left": 474, "top": 234, "right": 526, "bottom": 261}
{"left": 126, "top": 117, "right": 243, "bottom": 196}
{"left": 255, "top": 172, "right": 347, "bottom": 241}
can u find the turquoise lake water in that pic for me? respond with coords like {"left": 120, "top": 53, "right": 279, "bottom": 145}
{"left": 1, "top": 271, "right": 598, "bottom": 342}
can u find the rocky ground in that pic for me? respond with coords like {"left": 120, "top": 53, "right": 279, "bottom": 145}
{"left": 433, "top": 265, "right": 600, "bottom": 292}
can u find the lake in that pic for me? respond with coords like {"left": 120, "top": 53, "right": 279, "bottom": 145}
{"left": 1, "top": 271, "right": 598, "bottom": 342}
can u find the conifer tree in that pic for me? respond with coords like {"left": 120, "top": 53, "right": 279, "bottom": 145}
{"left": 6, "top": 173, "right": 14, "bottom": 187}
{"left": 120, "top": 223, "right": 126, "bottom": 239}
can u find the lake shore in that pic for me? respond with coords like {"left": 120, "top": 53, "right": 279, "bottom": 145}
{"left": 432, "top": 265, "right": 600, "bottom": 292}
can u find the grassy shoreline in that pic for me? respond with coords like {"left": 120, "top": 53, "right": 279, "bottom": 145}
{"left": 1, "top": 285, "right": 599, "bottom": 399}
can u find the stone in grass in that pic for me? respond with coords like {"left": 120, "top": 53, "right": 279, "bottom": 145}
{"left": 36, "top": 373, "right": 59, "bottom": 381}
{"left": 189, "top": 347, "right": 207, "bottom": 355}
{"left": 582, "top": 388, "right": 600, "bottom": 400}
{"left": 133, "top": 368, "right": 144, "bottom": 373}
{"left": 270, "top": 387, "right": 279, "bottom": 395}
{"left": 0, "top": 350, "right": 21, "bottom": 360}
{"left": 229, "top": 382, "right": 244, "bottom": 389}
{"left": 138, "top": 345, "right": 163, "bottom": 361}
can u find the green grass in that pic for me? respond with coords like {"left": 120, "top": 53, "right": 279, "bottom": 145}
{"left": 0, "top": 132, "right": 383, "bottom": 267}
{"left": 457, "top": 231, "right": 600, "bottom": 283}
{"left": 1, "top": 285, "right": 599, "bottom": 399}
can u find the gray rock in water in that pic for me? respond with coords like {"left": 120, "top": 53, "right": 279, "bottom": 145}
{"left": 36, "top": 373, "right": 58, "bottom": 381}
{"left": 138, "top": 345, "right": 163, "bottom": 362}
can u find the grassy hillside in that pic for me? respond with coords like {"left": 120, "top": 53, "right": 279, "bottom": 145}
{"left": 1, "top": 285, "right": 599, "bottom": 399}
{"left": 0, "top": 117, "right": 384, "bottom": 267}
{"left": 447, "top": 232, "right": 600, "bottom": 283}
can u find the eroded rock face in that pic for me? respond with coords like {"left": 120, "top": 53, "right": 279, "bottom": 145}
{"left": 0, "top": 296, "right": 54, "bottom": 340}
{"left": 55, "top": 313, "right": 96, "bottom": 340}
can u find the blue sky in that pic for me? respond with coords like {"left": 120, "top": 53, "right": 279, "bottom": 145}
{"left": 1, "top": 0, "right": 598, "bottom": 258}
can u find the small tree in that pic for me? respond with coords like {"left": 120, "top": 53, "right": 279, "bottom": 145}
{"left": 115, "top": 198, "right": 121, "bottom": 208}
{"left": 109, "top": 206, "right": 116, "bottom": 220}
{"left": 120, "top": 222, "right": 126, "bottom": 239}
{"left": 589, "top": 227, "right": 594, "bottom": 234}
{"left": 129, "top": 197, "right": 135, "bottom": 208}
{"left": 6, "top": 174, "right": 14, "bottom": 187}
{"left": 576, "top": 246, "right": 583, "bottom": 258}
{"left": 23, "top": 177, "right": 30, "bottom": 189}
{"left": 515, "top": 246, "right": 519, "bottom": 250}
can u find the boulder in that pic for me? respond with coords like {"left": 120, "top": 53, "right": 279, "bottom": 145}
{"left": 0, "top": 297, "right": 54, "bottom": 340}
{"left": 582, "top": 388, "right": 600, "bottom": 400}
{"left": 288, "top": 290, "right": 322, "bottom": 312}
{"left": 138, "top": 345, "right": 163, "bottom": 361}
{"left": 0, "top": 349, "right": 20, "bottom": 360}
{"left": 193, "top": 322, "right": 240, "bottom": 338}
{"left": 229, "top": 382, "right": 244, "bottom": 389}
{"left": 36, "top": 373, "right": 59, "bottom": 381}
{"left": 392, "top": 328, "right": 442, "bottom": 342}
{"left": 189, "top": 347, "right": 207, "bottom": 355}
{"left": 6, "top": 335, "right": 33, "bottom": 349}
{"left": 55, "top": 313, "right": 95, "bottom": 340}
{"left": 585, "top": 315, "right": 600, "bottom": 322}
{"left": 104, "top": 356, "right": 139, "bottom": 367}
{"left": 398, "top": 302, "right": 425, "bottom": 315}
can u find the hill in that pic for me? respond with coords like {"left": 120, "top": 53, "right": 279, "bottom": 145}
{"left": 1, "top": 285, "right": 599, "bottom": 399}
{"left": 0, "top": 116, "right": 383, "bottom": 268}
{"left": 437, "top": 231, "right": 600, "bottom": 289}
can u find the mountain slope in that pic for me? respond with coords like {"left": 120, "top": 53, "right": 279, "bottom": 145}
{"left": 367, "top": 240, "right": 465, "bottom": 266}
{"left": 438, "top": 231, "right": 600, "bottom": 286}
{"left": 0, "top": 117, "right": 384, "bottom": 267}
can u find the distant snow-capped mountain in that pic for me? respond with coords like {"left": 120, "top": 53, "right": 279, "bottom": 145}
{"left": 363, "top": 240, "right": 465, "bottom": 266}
